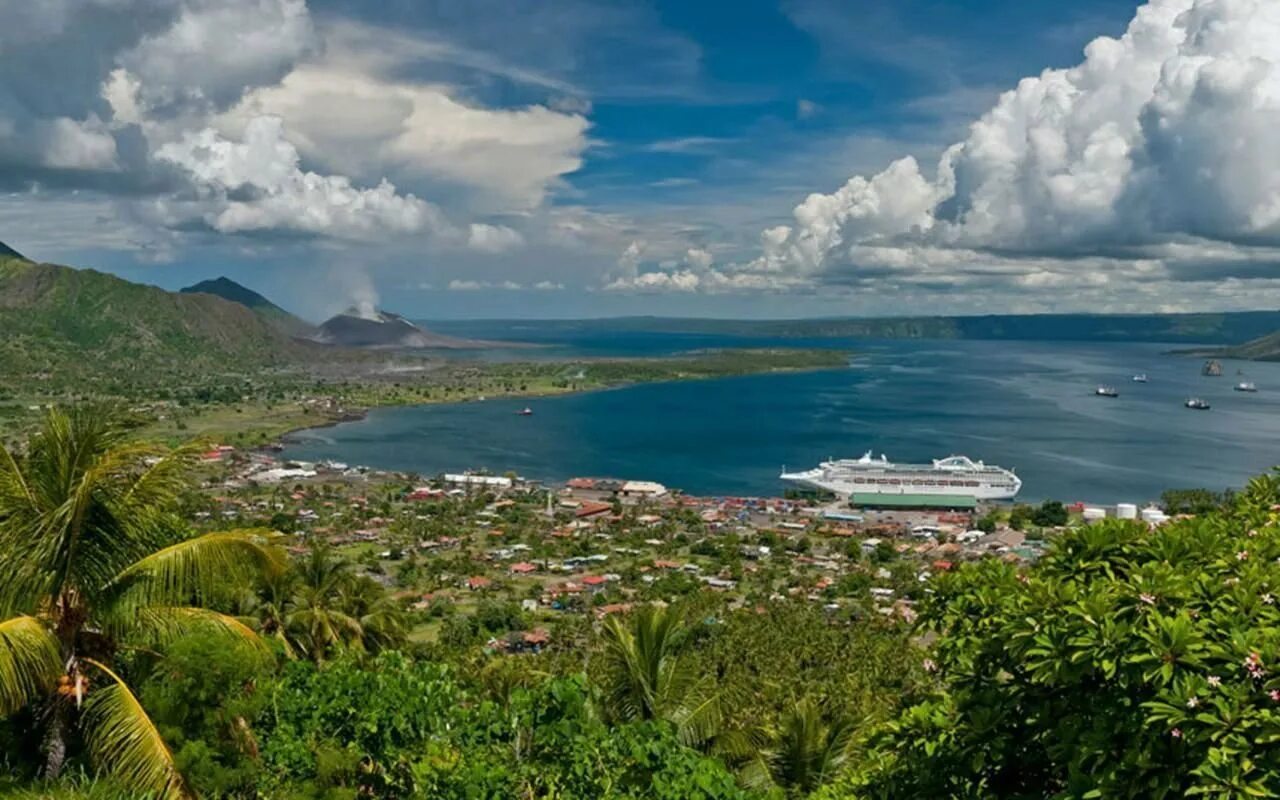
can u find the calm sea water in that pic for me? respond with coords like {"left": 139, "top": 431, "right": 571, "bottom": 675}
{"left": 284, "top": 335, "right": 1280, "bottom": 504}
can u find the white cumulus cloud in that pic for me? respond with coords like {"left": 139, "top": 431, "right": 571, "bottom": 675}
{"left": 467, "top": 223, "right": 525, "bottom": 253}
{"left": 154, "top": 115, "right": 441, "bottom": 238}
{"left": 741, "top": 0, "right": 1280, "bottom": 293}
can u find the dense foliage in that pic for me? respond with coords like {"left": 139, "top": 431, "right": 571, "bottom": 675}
{"left": 832, "top": 474, "right": 1280, "bottom": 799}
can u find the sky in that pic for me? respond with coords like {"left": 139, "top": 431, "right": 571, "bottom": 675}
{"left": 1, "top": 0, "right": 1279, "bottom": 321}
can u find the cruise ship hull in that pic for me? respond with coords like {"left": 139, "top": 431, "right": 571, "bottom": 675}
{"left": 781, "top": 453, "right": 1021, "bottom": 501}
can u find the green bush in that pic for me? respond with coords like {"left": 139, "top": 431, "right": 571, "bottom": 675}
{"left": 835, "top": 474, "right": 1280, "bottom": 799}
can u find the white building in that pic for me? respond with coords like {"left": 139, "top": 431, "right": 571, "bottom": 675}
{"left": 621, "top": 480, "right": 668, "bottom": 498}
{"left": 444, "top": 474, "right": 513, "bottom": 490}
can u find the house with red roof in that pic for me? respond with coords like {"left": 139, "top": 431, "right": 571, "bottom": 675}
{"left": 575, "top": 501, "right": 613, "bottom": 519}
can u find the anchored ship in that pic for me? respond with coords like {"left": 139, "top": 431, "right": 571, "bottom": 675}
{"left": 780, "top": 452, "right": 1021, "bottom": 500}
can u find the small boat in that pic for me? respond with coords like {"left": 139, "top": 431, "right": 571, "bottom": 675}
{"left": 1202, "top": 360, "right": 1223, "bottom": 377}
{"left": 1095, "top": 386, "right": 1119, "bottom": 398}
{"left": 516, "top": 407, "right": 533, "bottom": 416}
{"left": 1235, "top": 381, "right": 1258, "bottom": 392}
{"left": 1132, "top": 374, "right": 1147, "bottom": 383}
{"left": 1185, "top": 397, "right": 1211, "bottom": 410}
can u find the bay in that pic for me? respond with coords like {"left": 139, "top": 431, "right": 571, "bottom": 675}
{"left": 283, "top": 336, "right": 1280, "bottom": 504}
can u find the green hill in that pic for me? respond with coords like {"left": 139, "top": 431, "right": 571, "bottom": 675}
{"left": 0, "top": 254, "right": 310, "bottom": 385}
{"left": 181, "top": 276, "right": 315, "bottom": 337}
{"left": 1209, "top": 329, "right": 1280, "bottom": 361}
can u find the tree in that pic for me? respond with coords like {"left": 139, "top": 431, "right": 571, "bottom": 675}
{"left": 1005, "top": 505, "right": 1028, "bottom": 530}
{"left": 1161, "top": 488, "right": 1233, "bottom": 516}
{"left": 0, "top": 407, "right": 284, "bottom": 798}
{"left": 741, "top": 699, "right": 857, "bottom": 797}
{"left": 285, "top": 547, "right": 364, "bottom": 662}
{"left": 843, "top": 473, "right": 1280, "bottom": 799}
{"left": 278, "top": 547, "right": 407, "bottom": 662}
{"left": 139, "top": 632, "right": 271, "bottom": 796}
{"left": 1031, "top": 499, "right": 1068, "bottom": 528}
{"left": 594, "top": 605, "right": 721, "bottom": 746}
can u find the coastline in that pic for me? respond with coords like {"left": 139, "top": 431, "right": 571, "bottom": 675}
{"left": 169, "top": 348, "right": 855, "bottom": 448}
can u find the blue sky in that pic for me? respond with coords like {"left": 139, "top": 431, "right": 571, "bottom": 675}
{"left": 2, "top": 0, "right": 1278, "bottom": 321}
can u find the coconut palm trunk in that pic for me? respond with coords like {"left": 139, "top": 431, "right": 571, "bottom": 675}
{"left": 0, "top": 407, "right": 285, "bottom": 797}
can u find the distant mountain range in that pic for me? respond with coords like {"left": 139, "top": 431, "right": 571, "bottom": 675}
{"left": 429, "top": 312, "right": 1280, "bottom": 347}
{"left": 7, "top": 235, "right": 1280, "bottom": 375}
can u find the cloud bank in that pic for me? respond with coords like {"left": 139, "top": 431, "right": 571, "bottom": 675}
{"left": 0, "top": 0, "right": 588, "bottom": 251}
{"left": 617, "top": 0, "right": 1280, "bottom": 302}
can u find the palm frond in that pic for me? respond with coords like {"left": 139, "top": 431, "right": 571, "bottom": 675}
{"left": 0, "top": 615, "right": 60, "bottom": 715}
{"left": 120, "top": 607, "right": 272, "bottom": 659}
{"left": 80, "top": 659, "right": 191, "bottom": 800}
{"left": 107, "top": 529, "right": 287, "bottom": 610}
{"left": 668, "top": 681, "right": 723, "bottom": 747}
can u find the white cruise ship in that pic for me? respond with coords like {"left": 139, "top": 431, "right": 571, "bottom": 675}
{"left": 781, "top": 452, "right": 1021, "bottom": 500}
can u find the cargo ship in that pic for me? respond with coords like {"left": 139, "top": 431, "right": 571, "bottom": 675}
{"left": 780, "top": 452, "right": 1021, "bottom": 500}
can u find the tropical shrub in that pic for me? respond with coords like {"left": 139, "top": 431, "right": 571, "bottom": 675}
{"left": 834, "top": 474, "right": 1280, "bottom": 799}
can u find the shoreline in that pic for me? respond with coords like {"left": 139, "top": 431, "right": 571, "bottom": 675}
{"left": 272, "top": 352, "right": 856, "bottom": 446}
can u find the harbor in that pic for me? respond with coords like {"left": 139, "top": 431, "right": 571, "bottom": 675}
{"left": 284, "top": 338, "right": 1280, "bottom": 505}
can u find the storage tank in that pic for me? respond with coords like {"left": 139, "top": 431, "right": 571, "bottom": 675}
{"left": 1082, "top": 507, "right": 1107, "bottom": 523}
{"left": 1141, "top": 506, "right": 1168, "bottom": 524}
{"left": 1115, "top": 503, "right": 1138, "bottom": 520}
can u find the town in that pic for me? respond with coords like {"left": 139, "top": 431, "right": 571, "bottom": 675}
{"left": 189, "top": 443, "right": 1168, "bottom": 653}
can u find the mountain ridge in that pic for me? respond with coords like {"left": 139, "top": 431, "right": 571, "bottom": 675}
{"left": 181, "top": 276, "right": 315, "bottom": 338}
{"left": 0, "top": 255, "right": 317, "bottom": 381}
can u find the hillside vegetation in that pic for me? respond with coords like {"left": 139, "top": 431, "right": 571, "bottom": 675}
{"left": 0, "top": 255, "right": 308, "bottom": 379}
{"left": 1208, "top": 329, "right": 1280, "bottom": 361}
{"left": 181, "top": 276, "right": 315, "bottom": 338}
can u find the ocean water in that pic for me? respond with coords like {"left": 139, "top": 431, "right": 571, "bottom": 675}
{"left": 283, "top": 337, "right": 1280, "bottom": 504}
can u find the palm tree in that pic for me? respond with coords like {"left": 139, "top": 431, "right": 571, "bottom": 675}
{"left": 283, "top": 547, "right": 364, "bottom": 662}
{"left": 237, "top": 569, "right": 298, "bottom": 659}
{"left": 338, "top": 575, "right": 408, "bottom": 654}
{"left": 594, "top": 604, "right": 720, "bottom": 746}
{"left": 0, "top": 407, "right": 285, "bottom": 798}
{"left": 275, "top": 547, "right": 407, "bottom": 662}
{"left": 737, "top": 699, "right": 857, "bottom": 797}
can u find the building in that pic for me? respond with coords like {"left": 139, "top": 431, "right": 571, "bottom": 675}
{"left": 851, "top": 493, "right": 977, "bottom": 510}
{"left": 444, "top": 474, "right": 513, "bottom": 490}
{"left": 621, "top": 480, "right": 668, "bottom": 498}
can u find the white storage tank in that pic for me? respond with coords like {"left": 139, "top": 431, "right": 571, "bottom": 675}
{"left": 1116, "top": 503, "right": 1138, "bottom": 520}
{"left": 1082, "top": 507, "right": 1107, "bottom": 523}
{"left": 1141, "top": 506, "right": 1168, "bottom": 525}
